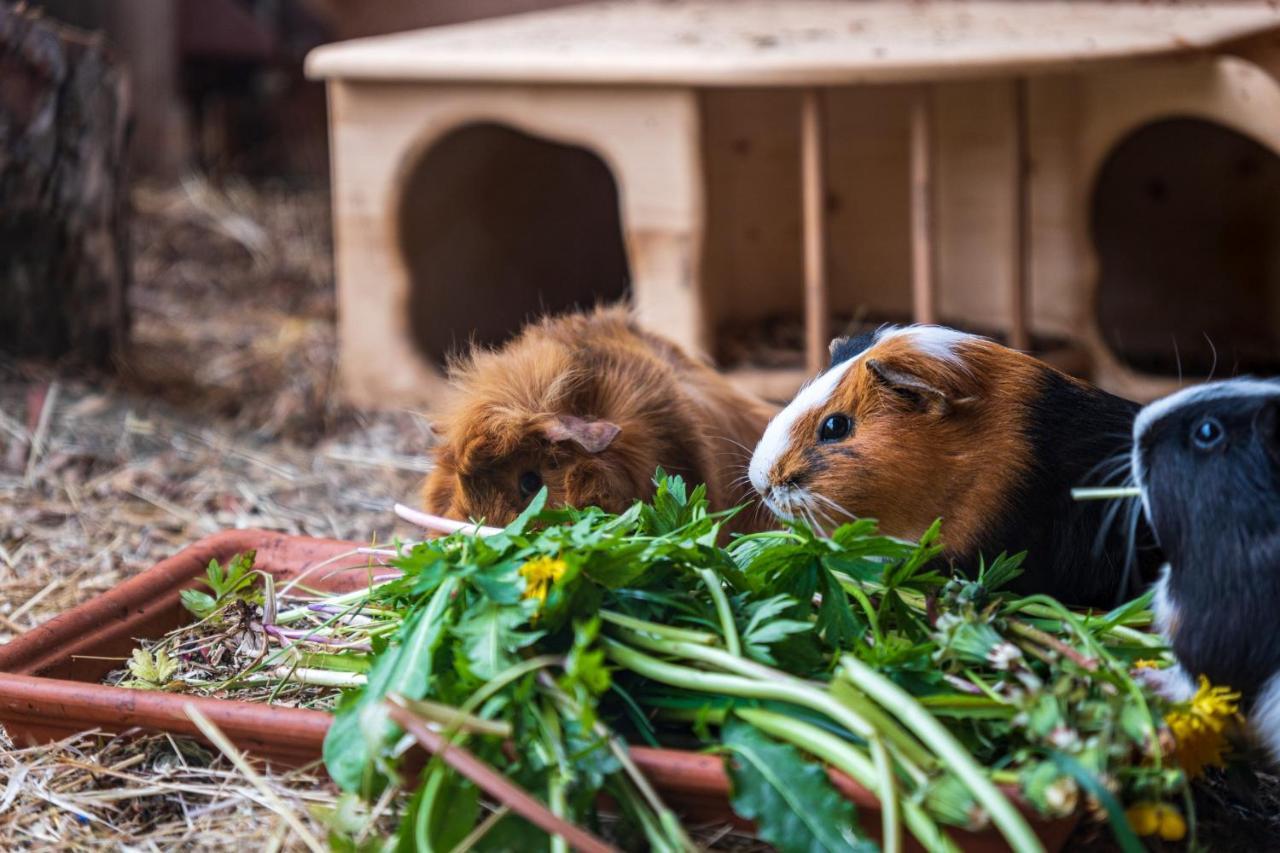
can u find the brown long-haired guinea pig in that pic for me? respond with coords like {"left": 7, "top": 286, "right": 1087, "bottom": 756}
{"left": 748, "top": 325, "right": 1163, "bottom": 607}
{"left": 423, "top": 308, "right": 777, "bottom": 532}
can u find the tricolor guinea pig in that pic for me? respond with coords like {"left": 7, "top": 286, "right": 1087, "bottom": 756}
{"left": 423, "top": 307, "right": 777, "bottom": 532}
{"left": 1133, "top": 379, "right": 1280, "bottom": 760}
{"left": 748, "top": 325, "right": 1162, "bottom": 607}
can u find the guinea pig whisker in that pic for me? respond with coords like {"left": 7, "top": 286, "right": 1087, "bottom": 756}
{"left": 1081, "top": 450, "right": 1133, "bottom": 487}
{"left": 813, "top": 493, "right": 857, "bottom": 521}
{"left": 1091, "top": 492, "right": 1130, "bottom": 558}
{"left": 802, "top": 504, "right": 826, "bottom": 536}
{"left": 1111, "top": 492, "right": 1144, "bottom": 607}
{"left": 711, "top": 435, "right": 758, "bottom": 461}
{"left": 788, "top": 490, "right": 832, "bottom": 536}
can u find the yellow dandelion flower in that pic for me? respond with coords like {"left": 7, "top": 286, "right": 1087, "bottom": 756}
{"left": 1165, "top": 676, "right": 1241, "bottom": 778}
{"left": 519, "top": 556, "right": 568, "bottom": 605}
{"left": 1133, "top": 659, "right": 1164, "bottom": 670}
{"left": 1125, "top": 802, "right": 1159, "bottom": 836}
{"left": 1125, "top": 802, "right": 1186, "bottom": 841}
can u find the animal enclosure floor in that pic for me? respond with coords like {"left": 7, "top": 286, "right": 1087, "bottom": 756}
{"left": 0, "top": 178, "right": 1274, "bottom": 849}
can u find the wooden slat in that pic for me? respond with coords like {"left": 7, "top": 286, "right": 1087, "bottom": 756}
{"left": 909, "top": 86, "right": 936, "bottom": 326}
{"left": 1010, "top": 76, "right": 1031, "bottom": 351}
{"left": 801, "top": 88, "right": 829, "bottom": 373}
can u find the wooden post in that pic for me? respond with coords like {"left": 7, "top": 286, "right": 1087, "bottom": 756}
{"left": 801, "top": 88, "right": 829, "bottom": 373}
{"left": 909, "top": 86, "right": 936, "bottom": 325}
{"left": 106, "top": 0, "right": 186, "bottom": 179}
{"left": 1010, "top": 77, "right": 1031, "bottom": 351}
{"left": 0, "top": 4, "right": 130, "bottom": 364}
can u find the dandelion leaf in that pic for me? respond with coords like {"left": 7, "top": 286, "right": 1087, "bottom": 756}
{"left": 723, "top": 721, "right": 874, "bottom": 853}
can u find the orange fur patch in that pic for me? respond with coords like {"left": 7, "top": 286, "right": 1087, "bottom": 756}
{"left": 768, "top": 333, "right": 1052, "bottom": 554}
{"left": 422, "top": 307, "right": 777, "bottom": 531}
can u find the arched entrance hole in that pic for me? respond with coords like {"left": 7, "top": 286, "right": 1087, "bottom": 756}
{"left": 1092, "top": 118, "right": 1280, "bottom": 377}
{"left": 399, "top": 122, "right": 631, "bottom": 367}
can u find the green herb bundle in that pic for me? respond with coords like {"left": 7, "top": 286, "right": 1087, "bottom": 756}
{"left": 310, "top": 474, "right": 1182, "bottom": 853}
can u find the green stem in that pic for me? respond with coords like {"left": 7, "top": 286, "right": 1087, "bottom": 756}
{"left": 548, "top": 778, "right": 569, "bottom": 853}
{"left": 602, "top": 638, "right": 877, "bottom": 741}
{"left": 274, "top": 582, "right": 398, "bottom": 624}
{"left": 734, "top": 708, "right": 960, "bottom": 853}
{"left": 1070, "top": 486, "right": 1142, "bottom": 501}
{"left": 447, "top": 806, "right": 510, "bottom": 853}
{"left": 276, "top": 666, "right": 368, "bottom": 689}
{"left": 697, "top": 568, "right": 741, "bottom": 656}
{"left": 599, "top": 610, "right": 716, "bottom": 644}
{"left": 610, "top": 778, "right": 679, "bottom": 853}
{"left": 267, "top": 658, "right": 300, "bottom": 704}
{"left": 543, "top": 702, "right": 571, "bottom": 853}
{"left": 394, "top": 696, "right": 513, "bottom": 738}
{"left": 841, "top": 582, "right": 882, "bottom": 644}
{"left": 871, "top": 735, "right": 900, "bottom": 853}
{"left": 606, "top": 627, "right": 935, "bottom": 776}
{"left": 839, "top": 655, "right": 1043, "bottom": 853}
{"left": 1106, "top": 625, "right": 1166, "bottom": 649}
{"left": 537, "top": 673, "right": 697, "bottom": 853}
{"left": 406, "top": 654, "right": 564, "bottom": 786}
{"left": 828, "top": 681, "right": 938, "bottom": 777}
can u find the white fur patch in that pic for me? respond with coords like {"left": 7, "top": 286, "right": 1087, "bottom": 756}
{"left": 1150, "top": 563, "right": 1177, "bottom": 638}
{"left": 1250, "top": 670, "right": 1280, "bottom": 765}
{"left": 1132, "top": 379, "right": 1280, "bottom": 523}
{"left": 748, "top": 325, "right": 973, "bottom": 498}
{"left": 1137, "top": 663, "right": 1197, "bottom": 703}
{"left": 879, "top": 325, "right": 971, "bottom": 364}
{"left": 1142, "top": 564, "right": 1198, "bottom": 700}
{"left": 748, "top": 356, "right": 857, "bottom": 494}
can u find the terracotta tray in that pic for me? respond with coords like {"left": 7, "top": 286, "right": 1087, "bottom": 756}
{"left": 0, "top": 531, "right": 1077, "bottom": 850}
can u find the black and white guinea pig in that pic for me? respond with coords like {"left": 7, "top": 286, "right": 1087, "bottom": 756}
{"left": 1133, "top": 378, "right": 1280, "bottom": 760}
{"left": 748, "top": 324, "right": 1162, "bottom": 607}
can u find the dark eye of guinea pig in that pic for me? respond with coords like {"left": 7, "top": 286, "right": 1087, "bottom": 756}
{"left": 818, "top": 413, "right": 852, "bottom": 442}
{"left": 518, "top": 471, "right": 543, "bottom": 498}
{"left": 1191, "top": 416, "right": 1225, "bottom": 451}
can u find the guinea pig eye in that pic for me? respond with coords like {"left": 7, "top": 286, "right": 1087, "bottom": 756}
{"left": 1191, "top": 417, "right": 1225, "bottom": 451}
{"left": 517, "top": 471, "right": 544, "bottom": 498}
{"left": 818, "top": 413, "right": 853, "bottom": 443}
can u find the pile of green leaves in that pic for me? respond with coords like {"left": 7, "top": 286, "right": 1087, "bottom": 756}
{"left": 314, "top": 474, "right": 1182, "bottom": 853}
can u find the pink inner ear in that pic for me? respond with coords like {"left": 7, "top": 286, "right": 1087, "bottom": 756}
{"left": 544, "top": 415, "right": 621, "bottom": 453}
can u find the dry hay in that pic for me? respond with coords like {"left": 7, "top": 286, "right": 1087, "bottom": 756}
{"left": 0, "top": 361, "right": 430, "bottom": 643}
{"left": 0, "top": 728, "right": 361, "bottom": 852}
{"left": 0, "top": 177, "right": 432, "bottom": 642}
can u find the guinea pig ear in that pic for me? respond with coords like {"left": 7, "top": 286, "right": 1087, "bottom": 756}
{"left": 828, "top": 336, "right": 850, "bottom": 368}
{"left": 865, "top": 358, "right": 951, "bottom": 415}
{"left": 543, "top": 414, "right": 621, "bottom": 454}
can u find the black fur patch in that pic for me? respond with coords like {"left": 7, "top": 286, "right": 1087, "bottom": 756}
{"left": 967, "top": 368, "right": 1161, "bottom": 608}
{"left": 1139, "top": 384, "right": 1280, "bottom": 702}
{"left": 829, "top": 330, "right": 883, "bottom": 369}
